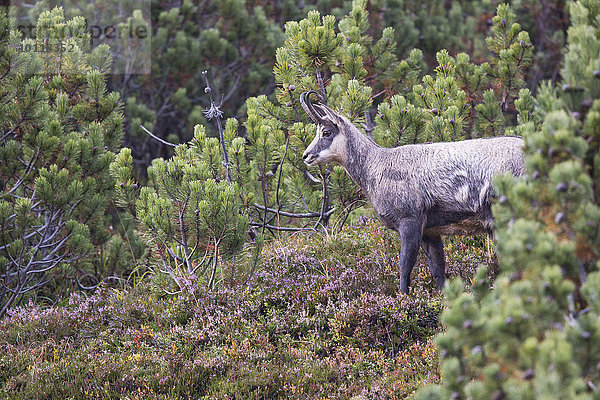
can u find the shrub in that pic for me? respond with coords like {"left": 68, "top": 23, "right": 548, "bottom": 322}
{"left": 0, "top": 7, "right": 143, "bottom": 317}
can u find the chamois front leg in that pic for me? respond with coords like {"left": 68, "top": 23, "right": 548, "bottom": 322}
{"left": 396, "top": 218, "right": 423, "bottom": 294}
{"left": 421, "top": 235, "right": 446, "bottom": 290}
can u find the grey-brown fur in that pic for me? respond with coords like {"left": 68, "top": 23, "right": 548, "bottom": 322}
{"left": 300, "top": 91, "right": 525, "bottom": 293}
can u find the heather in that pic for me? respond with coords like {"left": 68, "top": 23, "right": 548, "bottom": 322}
{"left": 0, "top": 219, "right": 489, "bottom": 399}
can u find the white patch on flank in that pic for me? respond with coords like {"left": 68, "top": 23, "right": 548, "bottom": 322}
{"left": 454, "top": 170, "right": 469, "bottom": 179}
{"left": 455, "top": 184, "right": 470, "bottom": 205}
{"left": 479, "top": 181, "right": 490, "bottom": 207}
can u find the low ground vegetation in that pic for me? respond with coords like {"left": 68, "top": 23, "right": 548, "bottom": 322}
{"left": 0, "top": 219, "right": 489, "bottom": 399}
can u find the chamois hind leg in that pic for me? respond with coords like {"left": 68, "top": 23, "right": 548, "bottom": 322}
{"left": 396, "top": 218, "right": 423, "bottom": 294}
{"left": 421, "top": 235, "right": 446, "bottom": 290}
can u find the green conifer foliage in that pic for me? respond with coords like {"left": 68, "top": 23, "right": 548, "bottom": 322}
{"left": 245, "top": 0, "right": 414, "bottom": 231}
{"left": 415, "top": 1, "right": 600, "bottom": 398}
{"left": 12, "top": 0, "right": 553, "bottom": 173}
{"left": 120, "top": 0, "right": 287, "bottom": 168}
{"left": 374, "top": 4, "right": 533, "bottom": 146}
{"left": 0, "top": 8, "right": 141, "bottom": 317}
{"left": 112, "top": 125, "right": 249, "bottom": 290}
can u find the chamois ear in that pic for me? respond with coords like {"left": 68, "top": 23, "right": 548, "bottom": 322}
{"left": 313, "top": 104, "right": 343, "bottom": 126}
{"left": 300, "top": 91, "right": 345, "bottom": 126}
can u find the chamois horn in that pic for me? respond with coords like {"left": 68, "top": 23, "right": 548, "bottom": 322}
{"left": 300, "top": 91, "right": 326, "bottom": 123}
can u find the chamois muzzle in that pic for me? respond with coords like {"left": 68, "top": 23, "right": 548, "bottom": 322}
{"left": 302, "top": 150, "right": 318, "bottom": 166}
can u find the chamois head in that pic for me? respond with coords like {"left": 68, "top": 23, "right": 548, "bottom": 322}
{"left": 300, "top": 91, "right": 348, "bottom": 167}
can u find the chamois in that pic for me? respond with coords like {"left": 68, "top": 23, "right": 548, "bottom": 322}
{"left": 300, "top": 91, "right": 525, "bottom": 293}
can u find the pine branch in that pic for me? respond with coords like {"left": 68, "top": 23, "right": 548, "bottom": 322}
{"left": 140, "top": 124, "right": 177, "bottom": 147}
{"left": 315, "top": 66, "right": 328, "bottom": 105}
{"left": 249, "top": 222, "right": 312, "bottom": 232}
{"left": 253, "top": 203, "right": 335, "bottom": 219}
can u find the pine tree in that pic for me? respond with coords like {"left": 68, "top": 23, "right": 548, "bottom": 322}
{"left": 121, "top": 0, "right": 287, "bottom": 170}
{"left": 0, "top": 7, "right": 142, "bottom": 317}
{"left": 415, "top": 1, "right": 600, "bottom": 398}
{"left": 111, "top": 122, "right": 249, "bottom": 290}
{"left": 15, "top": 0, "right": 561, "bottom": 174}
{"left": 127, "top": 0, "right": 561, "bottom": 158}
{"left": 245, "top": 0, "right": 412, "bottom": 231}
{"left": 374, "top": 4, "right": 533, "bottom": 147}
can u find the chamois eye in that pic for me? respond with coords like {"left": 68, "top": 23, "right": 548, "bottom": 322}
{"left": 323, "top": 130, "right": 333, "bottom": 138}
